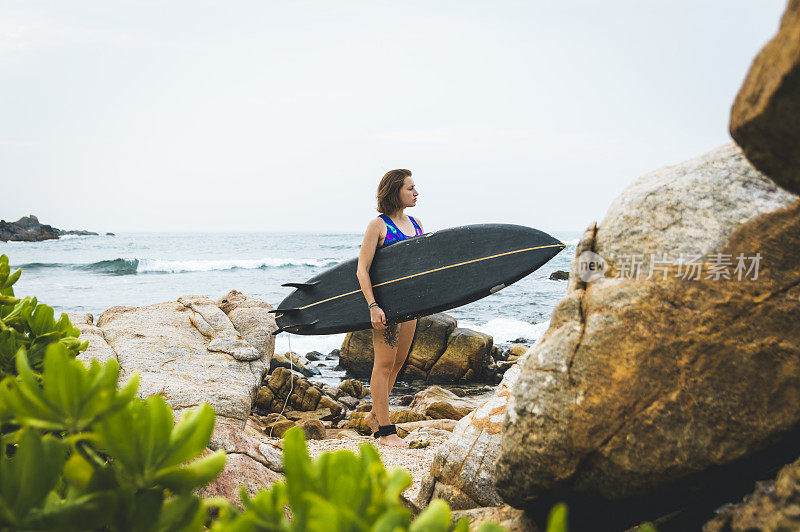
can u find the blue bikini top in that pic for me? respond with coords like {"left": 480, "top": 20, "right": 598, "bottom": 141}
{"left": 379, "top": 214, "right": 422, "bottom": 248}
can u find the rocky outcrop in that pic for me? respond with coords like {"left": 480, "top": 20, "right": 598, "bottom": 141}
{"left": 417, "top": 353, "right": 530, "bottom": 510}
{"left": 0, "top": 215, "right": 59, "bottom": 242}
{"left": 0, "top": 214, "right": 99, "bottom": 242}
{"left": 253, "top": 367, "right": 345, "bottom": 422}
{"left": 730, "top": 0, "right": 800, "bottom": 196}
{"left": 340, "top": 313, "right": 492, "bottom": 383}
{"left": 494, "top": 144, "right": 800, "bottom": 529}
{"left": 70, "top": 293, "right": 281, "bottom": 503}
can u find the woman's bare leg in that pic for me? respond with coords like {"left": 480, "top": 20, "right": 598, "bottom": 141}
{"left": 366, "top": 322, "right": 408, "bottom": 448}
{"left": 388, "top": 319, "right": 417, "bottom": 392}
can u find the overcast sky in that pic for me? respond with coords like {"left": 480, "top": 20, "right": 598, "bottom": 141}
{"left": 0, "top": 0, "right": 788, "bottom": 234}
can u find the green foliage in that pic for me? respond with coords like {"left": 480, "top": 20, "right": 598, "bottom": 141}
{"left": 0, "top": 343, "right": 223, "bottom": 531}
{"left": 0, "top": 254, "right": 88, "bottom": 377}
{"left": 545, "top": 502, "right": 567, "bottom": 532}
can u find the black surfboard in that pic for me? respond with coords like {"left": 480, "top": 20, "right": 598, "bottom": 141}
{"left": 271, "top": 224, "right": 565, "bottom": 335}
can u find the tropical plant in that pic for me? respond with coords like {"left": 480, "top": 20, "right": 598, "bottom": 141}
{"left": 0, "top": 254, "right": 87, "bottom": 376}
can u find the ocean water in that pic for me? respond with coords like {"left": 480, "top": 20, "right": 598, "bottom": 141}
{"left": 1, "top": 231, "right": 580, "bottom": 364}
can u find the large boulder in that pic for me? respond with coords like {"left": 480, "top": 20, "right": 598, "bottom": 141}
{"left": 730, "top": 0, "right": 800, "bottom": 196}
{"left": 339, "top": 314, "right": 492, "bottom": 383}
{"left": 428, "top": 328, "right": 492, "bottom": 383}
{"left": 417, "top": 354, "right": 530, "bottom": 510}
{"left": 495, "top": 145, "right": 800, "bottom": 529}
{"left": 95, "top": 295, "right": 267, "bottom": 423}
{"left": 72, "top": 293, "right": 281, "bottom": 504}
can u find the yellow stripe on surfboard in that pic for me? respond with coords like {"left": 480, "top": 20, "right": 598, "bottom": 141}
{"left": 275, "top": 242, "right": 565, "bottom": 319}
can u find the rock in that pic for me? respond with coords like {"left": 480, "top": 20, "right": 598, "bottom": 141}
{"left": 396, "top": 419, "right": 458, "bottom": 433}
{"left": 495, "top": 145, "right": 800, "bottom": 529}
{"left": 704, "top": 456, "right": 800, "bottom": 531}
{"left": 355, "top": 403, "right": 372, "bottom": 412}
{"left": 305, "top": 351, "right": 322, "bottom": 361}
{"left": 427, "top": 328, "right": 492, "bottom": 383}
{"left": 507, "top": 345, "right": 529, "bottom": 358}
{"left": 282, "top": 408, "right": 337, "bottom": 422}
{"left": 424, "top": 401, "right": 472, "bottom": 421}
{"left": 299, "top": 419, "right": 326, "bottom": 440}
{"left": 57, "top": 228, "right": 98, "bottom": 236}
{"left": 263, "top": 419, "right": 296, "bottom": 438}
{"left": 337, "top": 379, "right": 367, "bottom": 399}
{"left": 95, "top": 296, "right": 268, "bottom": 424}
{"left": 549, "top": 270, "right": 570, "bottom": 281}
{"left": 269, "top": 352, "right": 314, "bottom": 378}
{"left": 68, "top": 313, "right": 118, "bottom": 366}
{"left": 389, "top": 410, "right": 428, "bottom": 424}
{"left": 207, "top": 337, "right": 260, "bottom": 361}
{"left": 207, "top": 416, "right": 283, "bottom": 473}
{"left": 254, "top": 367, "right": 344, "bottom": 421}
{"left": 408, "top": 386, "right": 485, "bottom": 416}
{"left": 409, "top": 438, "right": 430, "bottom": 449}
{"left": 405, "top": 427, "right": 453, "bottom": 439}
{"left": 450, "top": 505, "right": 537, "bottom": 532}
{"left": 216, "top": 290, "right": 277, "bottom": 361}
{"left": 399, "top": 394, "right": 415, "bottom": 406}
{"left": 0, "top": 215, "right": 60, "bottom": 242}
{"left": 340, "top": 313, "right": 465, "bottom": 382}
{"left": 337, "top": 429, "right": 362, "bottom": 440}
{"left": 341, "top": 412, "right": 371, "bottom": 435}
{"left": 450, "top": 388, "right": 467, "bottom": 397}
{"left": 496, "top": 360, "right": 517, "bottom": 373}
{"left": 106, "top": 232, "right": 115, "bottom": 236}
{"left": 197, "top": 451, "right": 283, "bottom": 505}
{"left": 417, "top": 355, "right": 529, "bottom": 510}
{"left": 730, "top": 0, "right": 800, "bottom": 196}
{"left": 72, "top": 294, "right": 283, "bottom": 507}
{"left": 338, "top": 396, "right": 359, "bottom": 410}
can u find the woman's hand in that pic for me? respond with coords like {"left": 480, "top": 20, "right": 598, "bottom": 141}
{"left": 370, "top": 306, "right": 387, "bottom": 330}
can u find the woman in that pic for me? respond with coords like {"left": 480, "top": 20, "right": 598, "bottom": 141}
{"left": 356, "top": 169, "right": 423, "bottom": 448}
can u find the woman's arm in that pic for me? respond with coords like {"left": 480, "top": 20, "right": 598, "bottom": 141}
{"left": 357, "top": 218, "right": 387, "bottom": 329}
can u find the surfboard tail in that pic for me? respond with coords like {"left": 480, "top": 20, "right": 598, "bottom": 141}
{"left": 271, "top": 320, "right": 320, "bottom": 336}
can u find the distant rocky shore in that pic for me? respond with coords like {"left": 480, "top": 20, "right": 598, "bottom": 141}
{"left": 0, "top": 214, "right": 111, "bottom": 242}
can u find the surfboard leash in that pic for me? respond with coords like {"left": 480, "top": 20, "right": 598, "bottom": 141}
{"left": 268, "top": 332, "right": 295, "bottom": 439}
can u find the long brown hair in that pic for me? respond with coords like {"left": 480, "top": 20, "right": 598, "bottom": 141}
{"left": 377, "top": 169, "right": 412, "bottom": 215}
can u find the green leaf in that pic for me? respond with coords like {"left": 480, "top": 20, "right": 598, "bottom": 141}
{"left": 161, "top": 404, "right": 216, "bottom": 468}
{"left": 545, "top": 501, "right": 568, "bottom": 532}
{"left": 476, "top": 521, "right": 509, "bottom": 532}
{"left": 409, "top": 498, "right": 451, "bottom": 532}
{"left": 155, "top": 495, "right": 206, "bottom": 532}
{"left": 62, "top": 453, "right": 94, "bottom": 491}
{"left": 373, "top": 507, "right": 411, "bottom": 532}
{"left": 154, "top": 450, "right": 226, "bottom": 494}
{"left": 0, "top": 427, "right": 67, "bottom": 523}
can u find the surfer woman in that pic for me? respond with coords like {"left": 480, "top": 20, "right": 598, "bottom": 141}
{"left": 356, "top": 169, "right": 423, "bottom": 448}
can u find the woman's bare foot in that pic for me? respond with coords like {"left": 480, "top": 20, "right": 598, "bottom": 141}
{"left": 378, "top": 434, "right": 409, "bottom": 448}
{"left": 364, "top": 411, "right": 379, "bottom": 434}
